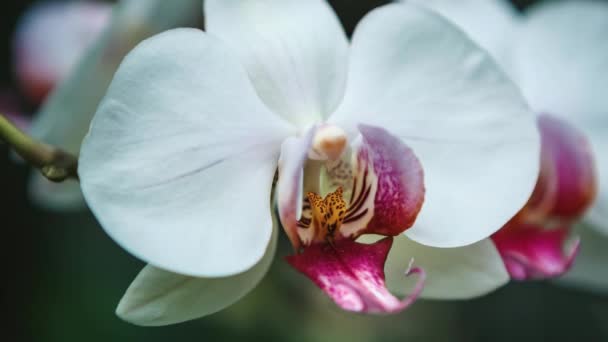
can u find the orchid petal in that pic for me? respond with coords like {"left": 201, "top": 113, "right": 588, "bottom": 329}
{"left": 286, "top": 238, "right": 425, "bottom": 314}
{"left": 491, "top": 223, "right": 579, "bottom": 280}
{"left": 537, "top": 115, "right": 597, "bottom": 219}
{"left": 276, "top": 127, "right": 317, "bottom": 250}
{"left": 116, "top": 225, "right": 277, "bottom": 326}
{"left": 511, "top": 0, "right": 608, "bottom": 234}
{"left": 205, "top": 0, "right": 349, "bottom": 127}
{"left": 381, "top": 235, "right": 508, "bottom": 299}
{"left": 331, "top": 3, "right": 540, "bottom": 248}
{"left": 80, "top": 29, "right": 294, "bottom": 277}
{"left": 29, "top": 0, "right": 202, "bottom": 210}
{"left": 341, "top": 125, "right": 424, "bottom": 239}
{"left": 14, "top": 1, "right": 111, "bottom": 103}
{"left": 586, "top": 137, "right": 608, "bottom": 234}
{"left": 408, "top": 0, "right": 519, "bottom": 69}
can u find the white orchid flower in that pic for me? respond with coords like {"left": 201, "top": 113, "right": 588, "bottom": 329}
{"left": 27, "top": 0, "right": 202, "bottom": 210}
{"left": 409, "top": 0, "right": 604, "bottom": 281}
{"left": 79, "top": 1, "right": 539, "bottom": 325}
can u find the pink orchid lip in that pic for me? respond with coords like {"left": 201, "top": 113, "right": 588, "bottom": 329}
{"left": 492, "top": 224, "right": 579, "bottom": 281}
{"left": 286, "top": 237, "right": 425, "bottom": 314}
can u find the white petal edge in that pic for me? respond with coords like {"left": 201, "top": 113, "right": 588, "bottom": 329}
{"left": 556, "top": 224, "right": 608, "bottom": 294}
{"left": 407, "top": 0, "right": 520, "bottom": 69}
{"left": 80, "top": 28, "right": 295, "bottom": 277}
{"left": 511, "top": 0, "right": 608, "bottom": 234}
{"left": 584, "top": 133, "right": 608, "bottom": 235}
{"left": 28, "top": 0, "right": 202, "bottom": 210}
{"left": 331, "top": 3, "right": 540, "bottom": 248}
{"left": 205, "top": 0, "right": 349, "bottom": 127}
{"left": 116, "top": 224, "right": 278, "bottom": 326}
{"left": 382, "top": 235, "right": 509, "bottom": 299}
{"left": 276, "top": 128, "right": 317, "bottom": 249}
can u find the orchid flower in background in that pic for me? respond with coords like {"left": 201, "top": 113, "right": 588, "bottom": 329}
{"left": 26, "top": 0, "right": 202, "bottom": 210}
{"left": 409, "top": 0, "right": 604, "bottom": 283}
{"left": 491, "top": 114, "right": 596, "bottom": 280}
{"left": 1, "top": 1, "right": 110, "bottom": 138}
{"left": 13, "top": 1, "right": 111, "bottom": 105}
{"left": 78, "top": 0, "right": 540, "bottom": 325}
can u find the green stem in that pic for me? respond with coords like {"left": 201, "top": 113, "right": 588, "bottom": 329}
{"left": 0, "top": 114, "right": 79, "bottom": 182}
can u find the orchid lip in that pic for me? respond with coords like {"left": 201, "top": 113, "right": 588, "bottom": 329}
{"left": 492, "top": 224, "right": 581, "bottom": 281}
{"left": 286, "top": 238, "right": 426, "bottom": 314}
{"left": 501, "top": 238, "right": 580, "bottom": 281}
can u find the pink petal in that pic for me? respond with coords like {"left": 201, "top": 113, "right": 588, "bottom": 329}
{"left": 342, "top": 125, "right": 425, "bottom": 238}
{"left": 13, "top": 2, "right": 111, "bottom": 103}
{"left": 518, "top": 129, "right": 559, "bottom": 223}
{"left": 518, "top": 115, "right": 596, "bottom": 223}
{"left": 286, "top": 237, "right": 425, "bottom": 314}
{"left": 491, "top": 223, "right": 579, "bottom": 281}
{"left": 276, "top": 128, "right": 317, "bottom": 250}
{"left": 537, "top": 114, "right": 597, "bottom": 219}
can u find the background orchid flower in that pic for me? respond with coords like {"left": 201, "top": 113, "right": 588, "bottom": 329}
{"left": 27, "top": 0, "right": 202, "bottom": 211}
{"left": 491, "top": 114, "right": 596, "bottom": 280}
{"left": 409, "top": 0, "right": 605, "bottom": 283}
{"left": 13, "top": 1, "right": 111, "bottom": 105}
{"left": 1, "top": 2, "right": 110, "bottom": 145}
{"left": 78, "top": 1, "right": 540, "bottom": 326}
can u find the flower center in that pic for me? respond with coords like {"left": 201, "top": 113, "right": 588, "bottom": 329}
{"left": 306, "top": 187, "right": 347, "bottom": 245}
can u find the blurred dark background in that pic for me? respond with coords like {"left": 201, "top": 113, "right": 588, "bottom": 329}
{"left": 2, "top": 1, "right": 607, "bottom": 341}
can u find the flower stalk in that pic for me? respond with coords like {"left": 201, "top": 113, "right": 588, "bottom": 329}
{"left": 0, "top": 113, "right": 78, "bottom": 182}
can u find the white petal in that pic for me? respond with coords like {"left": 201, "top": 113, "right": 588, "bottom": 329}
{"left": 511, "top": 0, "right": 608, "bottom": 234}
{"left": 80, "top": 29, "right": 294, "bottom": 277}
{"left": 512, "top": 0, "right": 608, "bottom": 124}
{"left": 117, "top": 225, "right": 278, "bottom": 326}
{"left": 205, "top": 0, "right": 349, "bottom": 127}
{"left": 384, "top": 235, "right": 509, "bottom": 299}
{"left": 331, "top": 4, "right": 540, "bottom": 247}
{"left": 408, "top": 0, "right": 519, "bottom": 69}
{"left": 557, "top": 225, "right": 608, "bottom": 294}
{"left": 28, "top": 0, "right": 202, "bottom": 210}
{"left": 588, "top": 135, "right": 608, "bottom": 234}
{"left": 276, "top": 128, "right": 317, "bottom": 249}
